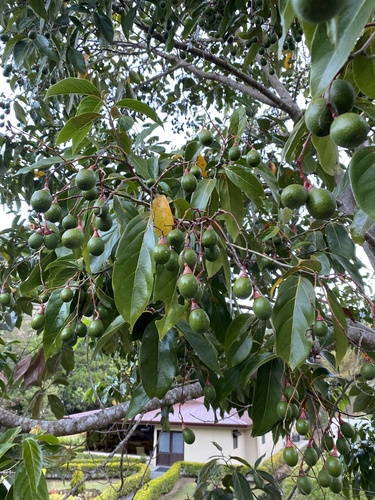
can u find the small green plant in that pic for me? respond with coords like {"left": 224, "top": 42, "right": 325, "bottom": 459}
{"left": 70, "top": 467, "right": 85, "bottom": 494}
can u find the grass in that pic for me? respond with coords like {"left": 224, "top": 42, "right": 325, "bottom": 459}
{"left": 47, "top": 478, "right": 115, "bottom": 495}
{"left": 159, "top": 478, "right": 196, "bottom": 500}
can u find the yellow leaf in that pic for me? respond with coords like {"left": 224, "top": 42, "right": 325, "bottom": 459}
{"left": 152, "top": 195, "right": 174, "bottom": 237}
{"left": 33, "top": 170, "right": 46, "bottom": 178}
{"left": 268, "top": 161, "right": 277, "bottom": 174}
{"left": 283, "top": 52, "right": 292, "bottom": 70}
{"left": 196, "top": 154, "right": 208, "bottom": 178}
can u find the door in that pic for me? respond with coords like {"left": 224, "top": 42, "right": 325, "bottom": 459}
{"left": 156, "top": 431, "right": 184, "bottom": 465}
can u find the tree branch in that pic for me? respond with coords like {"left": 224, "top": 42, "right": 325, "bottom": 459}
{"left": 347, "top": 319, "right": 375, "bottom": 351}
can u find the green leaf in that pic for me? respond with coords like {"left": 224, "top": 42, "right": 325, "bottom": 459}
{"left": 218, "top": 176, "right": 244, "bottom": 241}
{"left": 278, "top": 0, "right": 296, "bottom": 58}
{"left": 228, "top": 106, "right": 247, "bottom": 138}
{"left": 224, "top": 165, "right": 264, "bottom": 208}
{"left": 56, "top": 113, "right": 102, "bottom": 146}
{"left": 45, "top": 77, "right": 101, "bottom": 98}
{"left": 14, "top": 464, "right": 48, "bottom": 500}
{"left": 125, "top": 383, "right": 150, "bottom": 420}
{"left": 232, "top": 470, "right": 253, "bottom": 500}
{"left": 113, "top": 213, "right": 156, "bottom": 329}
{"left": 140, "top": 323, "right": 176, "bottom": 399}
{"left": 353, "top": 29, "right": 375, "bottom": 99}
{"left": 349, "top": 146, "right": 375, "bottom": 218}
{"left": 93, "top": 12, "right": 114, "bottom": 44}
{"left": 190, "top": 179, "right": 216, "bottom": 211}
{"left": 155, "top": 283, "right": 188, "bottom": 340}
{"left": 326, "top": 222, "right": 355, "bottom": 260}
{"left": 44, "top": 289, "right": 69, "bottom": 358}
{"left": 93, "top": 315, "right": 126, "bottom": 357}
{"left": 273, "top": 275, "right": 315, "bottom": 369}
{"left": 353, "top": 391, "right": 373, "bottom": 413}
{"left": 283, "top": 117, "right": 307, "bottom": 163}
{"left": 47, "top": 394, "right": 65, "bottom": 419}
{"left": 350, "top": 208, "right": 375, "bottom": 245}
{"left": 32, "top": 34, "right": 59, "bottom": 62}
{"left": 116, "top": 98, "right": 162, "bottom": 126}
{"left": 177, "top": 319, "right": 221, "bottom": 374}
{"left": 22, "top": 437, "right": 43, "bottom": 492}
{"left": 225, "top": 314, "right": 254, "bottom": 368}
{"left": 29, "top": 0, "right": 47, "bottom": 20}
{"left": 251, "top": 358, "right": 283, "bottom": 435}
{"left": 310, "top": 0, "right": 375, "bottom": 97}
{"left": 241, "top": 353, "right": 276, "bottom": 386}
{"left": 311, "top": 135, "right": 338, "bottom": 175}
{"left": 184, "top": 141, "right": 200, "bottom": 162}
{"left": 325, "top": 287, "right": 348, "bottom": 366}
{"left": 67, "top": 46, "right": 86, "bottom": 75}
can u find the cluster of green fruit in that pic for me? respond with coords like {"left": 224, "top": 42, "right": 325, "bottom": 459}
{"left": 233, "top": 274, "right": 273, "bottom": 320}
{"left": 305, "top": 79, "right": 369, "bottom": 149}
{"left": 281, "top": 184, "right": 336, "bottom": 221}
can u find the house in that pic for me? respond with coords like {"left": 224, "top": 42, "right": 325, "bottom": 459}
{"left": 76, "top": 398, "right": 283, "bottom": 467}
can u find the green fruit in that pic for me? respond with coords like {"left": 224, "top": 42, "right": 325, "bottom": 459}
{"left": 253, "top": 296, "right": 272, "bottom": 320}
{"left": 30, "top": 188, "right": 53, "bottom": 213}
{"left": 305, "top": 98, "right": 334, "bottom": 137}
{"left": 204, "top": 245, "right": 220, "bottom": 262}
{"left": 306, "top": 188, "right": 336, "bottom": 220}
{"left": 202, "top": 228, "right": 218, "bottom": 248}
{"left": 329, "top": 476, "right": 343, "bottom": 494}
{"left": 296, "top": 418, "right": 310, "bottom": 436}
{"left": 284, "top": 386, "right": 299, "bottom": 402}
{"left": 95, "top": 213, "right": 112, "bottom": 232}
{"left": 329, "top": 80, "right": 356, "bottom": 115}
{"left": 190, "top": 165, "right": 202, "bottom": 178}
{"left": 360, "top": 362, "right": 375, "bottom": 380}
{"left": 62, "top": 214, "right": 78, "bottom": 229}
{"left": 93, "top": 199, "right": 109, "bottom": 217}
{"left": 82, "top": 187, "right": 98, "bottom": 201}
{"left": 153, "top": 243, "right": 171, "bottom": 265}
{"left": 178, "top": 273, "right": 199, "bottom": 299}
{"left": 28, "top": 232, "right": 44, "bottom": 249}
{"left": 336, "top": 437, "right": 350, "bottom": 455}
{"left": 31, "top": 313, "right": 45, "bottom": 330}
{"left": 164, "top": 250, "right": 179, "bottom": 271}
{"left": 228, "top": 145, "right": 241, "bottom": 161}
{"left": 317, "top": 469, "right": 333, "bottom": 488}
{"left": 304, "top": 447, "right": 319, "bottom": 466}
{"left": 297, "top": 475, "right": 312, "bottom": 495}
{"left": 330, "top": 112, "right": 369, "bottom": 148}
{"left": 44, "top": 232, "right": 59, "bottom": 250}
{"left": 233, "top": 276, "right": 251, "bottom": 299}
{"left": 167, "top": 229, "right": 185, "bottom": 252}
{"left": 61, "top": 325, "right": 74, "bottom": 341}
{"left": 283, "top": 446, "right": 298, "bottom": 467}
{"left": 45, "top": 203, "right": 62, "bottom": 222}
{"left": 76, "top": 322, "right": 88, "bottom": 338}
{"left": 246, "top": 149, "right": 261, "bottom": 167}
{"left": 290, "top": 403, "right": 299, "bottom": 420}
{"left": 181, "top": 173, "right": 197, "bottom": 193}
{"left": 62, "top": 228, "right": 84, "bottom": 249}
{"left": 178, "top": 249, "right": 197, "bottom": 270}
{"left": 0, "top": 291, "right": 11, "bottom": 306}
{"left": 76, "top": 168, "right": 96, "bottom": 191}
{"left": 60, "top": 287, "right": 73, "bottom": 302}
{"left": 88, "top": 319, "right": 104, "bottom": 337}
{"left": 291, "top": 0, "right": 342, "bottom": 24}
{"left": 321, "top": 433, "right": 334, "bottom": 451}
{"left": 182, "top": 427, "right": 196, "bottom": 445}
{"left": 28, "top": 30, "right": 37, "bottom": 39}
{"left": 313, "top": 319, "right": 328, "bottom": 337}
{"left": 340, "top": 421, "right": 355, "bottom": 439}
{"left": 189, "top": 307, "right": 210, "bottom": 333}
{"left": 326, "top": 456, "right": 343, "bottom": 477}
{"left": 198, "top": 129, "right": 213, "bottom": 147}
{"left": 280, "top": 184, "right": 308, "bottom": 209}
{"left": 97, "top": 305, "right": 110, "bottom": 320}
{"left": 87, "top": 236, "right": 105, "bottom": 256}
{"left": 277, "top": 401, "right": 292, "bottom": 420}
{"left": 204, "top": 385, "right": 216, "bottom": 402}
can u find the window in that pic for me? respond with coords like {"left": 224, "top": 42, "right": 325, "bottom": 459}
{"left": 261, "top": 435, "right": 266, "bottom": 445}
{"left": 233, "top": 430, "right": 241, "bottom": 449}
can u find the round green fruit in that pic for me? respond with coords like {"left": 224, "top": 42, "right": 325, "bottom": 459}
{"left": 284, "top": 386, "right": 299, "bottom": 402}
{"left": 76, "top": 168, "right": 96, "bottom": 191}
{"left": 198, "top": 130, "right": 213, "bottom": 147}
{"left": 204, "top": 385, "right": 216, "bottom": 402}
{"left": 88, "top": 319, "right": 104, "bottom": 337}
{"left": 167, "top": 229, "right": 185, "bottom": 252}
{"left": 291, "top": 0, "right": 342, "bottom": 24}
{"left": 329, "top": 79, "right": 356, "bottom": 115}
{"left": 305, "top": 97, "right": 334, "bottom": 137}
{"left": 87, "top": 236, "right": 105, "bottom": 256}
{"left": 246, "top": 149, "right": 261, "bottom": 167}
{"left": 164, "top": 250, "right": 179, "bottom": 271}
{"left": 329, "top": 476, "right": 343, "bottom": 494}
{"left": 336, "top": 437, "right": 350, "bottom": 455}
{"left": 233, "top": 277, "right": 251, "bottom": 300}
{"left": 202, "top": 228, "right": 218, "bottom": 248}
{"left": 178, "top": 273, "right": 199, "bottom": 299}
{"left": 296, "top": 418, "right": 310, "bottom": 436}
{"left": 60, "top": 287, "right": 73, "bottom": 302}
{"left": 76, "top": 322, "right": 88, "bottom": 338}
{"left": 360, "top": 362, "right": 375, "bottom": 380}
{"left": 204, "top": 245, "right": 220, "bottom": 262}
{"left": 313, "top": 319, "right": 328, "bottom": 337}
{"left": 30, "top": 188, "right": 53, "bottom": 213}
{"left": 330, "top": 112, "right": 369, "bottom": 148}
{"left": 93, "top": 199, "right": 109, "bottom": 217}
{"left": 178, "top": 249, "right": 197, "bottom": 270}
{"left": 340, "top": 421, "right": 355, "bottom": 439}
{"left": 297, "top": 475, "right": 312, "bottom": 496}
{"left": 182, "top": 427, "right": 196, "bottom": 445}
{"left": 326, "top": 456, "right": 343, "bottom": 477}
{"left": 317, "top": 469, "right": 332, "bottom": 488}
{"left": 304, "top": 447, "right": 319, "bottom": 467}
{"left": 61, "top": 325, "right": 74, "bottom": 341}
{"left": 253, "top": 296, "right": 272, "bottom": 320}
{"left": 28, "top": 30, "right": 37, "bottom": 39}
{"left": 44, "top": 232, "right": 59, "bottom": 250}
{"left": 181, "top": 173, "right": 197, "bottom": 193}
{"left": 280, "top": 184, "right": 308, "bottom": 209}
{"left": 277, "top": 401, "right": 292, "bottom": 420}
{"left": 31, "top": 313, "right": 45, "bottom": 330}
{"left": 82, "top": 187, "right": 98, "bottom": 201}
{"left": 62, "top": 214, "right": 78, "bottom": 229}
{"left": 190, "top": 165, "right": 202, "bottom": 178}
{"left": 153, "top": 243, "right": 171, "bottom": 265}
{"left": 189, "top": 307, "right": 210, "bottom": 333}
{"left": 290, "top": 403, "right": 299, "bottom": 420}
{"left": 45, "top": 203, "right": 62, "bottom": 223}
{"left": 306, "top": 188, "right": 336, "bottom": 220}
{"left": 95, "top": 213, "right": 112, "bottom": 232}
{"left": 62, "top": 228, "right": 84, "bottom": 249}
{"left": 28, "top": 232, "right": 44, "bottom": 250}
{"left": 228, "top": 145, "right": 241, "bottom": 161}
{"left": 0, "top": 291, "right": 11, "bottom": 306}
{"left": 283, "top": 446, "right": 298, "bottom": 467}
{"left": 321, "top": 433, "right": 334, "bottom": 451}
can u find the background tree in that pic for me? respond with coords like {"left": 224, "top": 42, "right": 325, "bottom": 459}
{"left": 0, "top": 0, "right": 375, "bottom": 498}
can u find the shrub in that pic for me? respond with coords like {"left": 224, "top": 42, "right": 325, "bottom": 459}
{"left": 70, "top": 467, "right": 85, "bottom": 494}
{"left": 133, "top": 462, "right": 182, "bottom": 500}
{"left": 180, "top": 461, "right": 203, "bottom": 477}
{"left": 92, "top": 463, "right": 150, "bottom": 500}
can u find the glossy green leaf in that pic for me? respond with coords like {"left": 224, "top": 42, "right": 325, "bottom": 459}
{"left": 56, "top": 112, "right": 101, "bottom": 146}
{"left": 215, "top": 363, "right": 243, "bottom": 400}
{"left": 93, "top": 12, "right": 114, "bottom": 43}
{"left": 140, "top": 323, "right": 176, "bottom": 399}
{"left": 47, "top": 394, "right": 65, "bottom": 419}
{"left": 325, "top": 287, "right": 348, "bottom": 366}
{"left": 326, "top": 222, "right": 355, "bottom": 260}
{"left": 189, "top": 179, "right": 216, "bottom": 211}
{"left": 185, "top": 141, "right": 200, "bottom": 162}
{"left": 251, "top": 358, "right": 283, "bottom": 435}
{"left": 353, "top": 30, "right": 375, "bottom": 99}
{"left": 45, "top": 77, "right": 101, "bottom": 98}
{"left": 225, "top": 314, "right": 254, "bottom": 368}
{"left": 22, "top": 437, "right": 43, "bottom": 492}
{"left": 228, "top": 106, "right": 247, "bottom": 138}
{"left": 232, "top": 470, "right": 253, "bottom": 500}
{"left": 218, "top": 176, "right": 244, "bottom": 241}
{"left": 353, "top": 392, "right": 373, "bottom": 413}
{"left": 351, "top": 208, "right": 375, "bottom": 245}
{"left": 278, "top": 0, "right": 295, "bottom": 57}
{"left": 273, "top": 275, "right": 315, "bottom": 369}
{"left": 44, "top": 289, "right": 69, "bottom": 358}
{"left": 224, "top": 165, "right": 264, "bottom": 208}
{"left": 310, "top": 0, "right": 375, "bottom": 97}
{"left": 116, "top": 98, "right": 162, "bottom": 126}
{"left": 93, "top": 315, "right": 126, "bottom": 357}
{"left": 177, "top": 319, "right": 221, "bottom": 374}
{"left": 32, "top": 34, "right": 59, "bottom": 61}
{"left": 283, "top": 117, "right": 307, "bottom": 163}
{"left": 241, "top": 353, "right": 276, "bottom": 386}
{"left": 113, "top": 213, "right": 156, "bottom": 329}
{"left": 349, "top": 147, "right": 375, "bottom": 218}
{"left": 67, "top": 46, "right": 86, "bottom": 75}
{"left": 125, "top": 383, "right": 150, "bottom": 420}
{"left": 29, "top": 0, "right": 47, "bottom": 20}
{"left": 14, "top": 464, "right": 48, "bottom": 500}
{"left": 311, "top": 135, "right": 338, "bottom": 175}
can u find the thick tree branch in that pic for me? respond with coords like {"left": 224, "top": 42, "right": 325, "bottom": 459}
{"left": 0, "top": 382, "right": 203, "bottom": 436}
{"left": 347, "top": 319, "right": 375, "bottom": 351}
